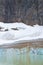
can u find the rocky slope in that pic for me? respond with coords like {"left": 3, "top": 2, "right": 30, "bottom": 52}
{"left": 0, "top": 0, "right": 43, "bottom": 25}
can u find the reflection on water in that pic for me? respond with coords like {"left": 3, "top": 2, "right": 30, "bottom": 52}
{"left": 0, "top": 47, "right": 43, "bottom": 65}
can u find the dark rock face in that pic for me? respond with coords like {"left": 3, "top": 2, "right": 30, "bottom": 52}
{"left": 0, "top": 0, "right": 43, "bottom": 25}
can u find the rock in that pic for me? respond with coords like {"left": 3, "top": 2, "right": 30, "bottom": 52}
{"left": 0, "top": 0, "right": 43, "bottom": 25}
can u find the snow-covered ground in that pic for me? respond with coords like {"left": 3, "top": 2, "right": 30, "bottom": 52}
{"left": 0, "top": 22, "right": 43, "bottom": 64}
{"left": 0, "top": 22, "right": 43, "bottom": 45}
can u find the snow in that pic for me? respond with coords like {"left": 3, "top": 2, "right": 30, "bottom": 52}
{"left": 0, "top": 22, "right": 43, "bottom": 59}
{"left": 0, "top": 22, "right": 28, "bottom": 29}
{"left": 0, "top": 22, "right": 43, "bottom": 46}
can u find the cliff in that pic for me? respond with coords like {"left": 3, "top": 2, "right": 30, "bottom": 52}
{"left": 0, "top": 0, "right": 43, "bottom": 25}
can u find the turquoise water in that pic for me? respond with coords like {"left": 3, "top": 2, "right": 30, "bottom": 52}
{"left": 0, "top": 48, "right": 43, "bottom": 65}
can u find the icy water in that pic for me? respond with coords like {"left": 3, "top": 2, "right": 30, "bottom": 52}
{"left": 0, "top": 47, "right": 43, "bottom": 65}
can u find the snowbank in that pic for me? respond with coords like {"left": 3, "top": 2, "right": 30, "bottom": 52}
{"left": 0, "top": 22, "right": 43, "bottom": 45}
